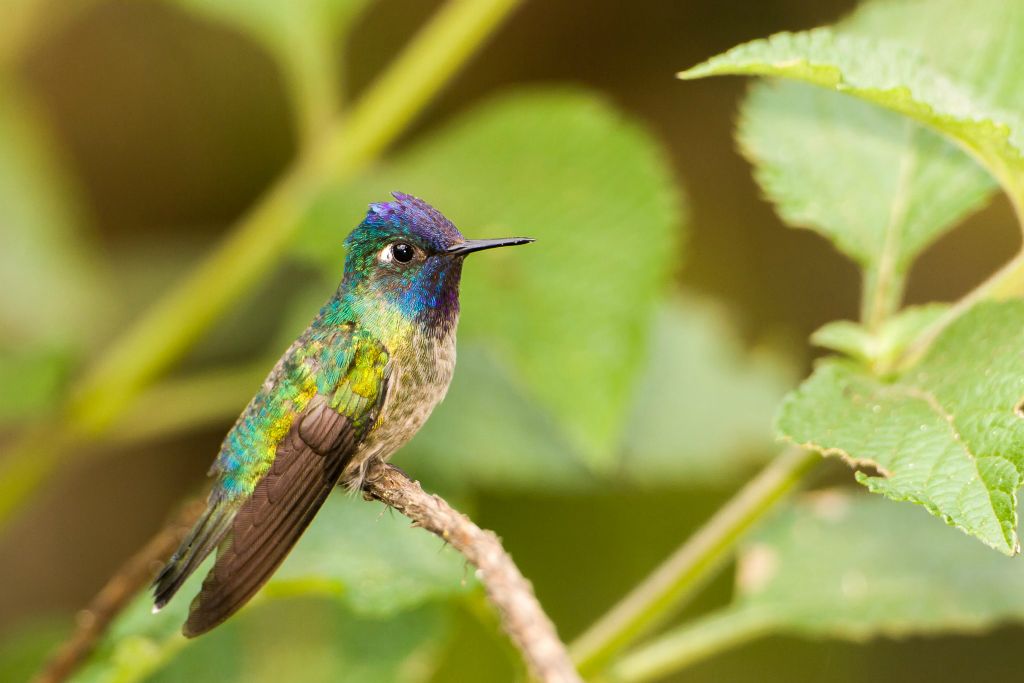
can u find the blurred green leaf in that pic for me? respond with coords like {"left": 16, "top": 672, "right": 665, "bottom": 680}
{"left": 76, "top": 599, "right": 447, "bottom": 683}
{"left": 620, "top": 295, "right": 795, "bottom": 486}
{"left": 293, "top": 88, "right": 684, "bottom": 468}
{"left": 778, "top": 301, "right": 1024, "bottom": 554}
{"left": 0, "top": 85, "right": 106, "bottom": 347}
{"left": 0, "top": 347, "right": 70, "bottom": 424}
{"left": 155, "top": 602, "right": 447, "bottom": 683}
{"left": 0, "top": 617, "right": 68, "bottom": 683}
{"left": 73, "top": 494, "right": 467, "bottom": 682}
{"left": 735, "top": 491, "right": 1024, "bottom": 637}
{"left": 270, "top": 493, "right": 472, "bottom": 616}
{"left": 680, "top": 26, "right": 1024, "bottom": 213}
{"left": 168, "top": 0, "right": 372, "bottom": 135}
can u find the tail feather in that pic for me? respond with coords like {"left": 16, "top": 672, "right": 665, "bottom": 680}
{"left": 153, "top": 503, "right": 235, "bottom": 610}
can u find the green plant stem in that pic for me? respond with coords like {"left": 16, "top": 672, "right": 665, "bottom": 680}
{"left": 284, "top": 32, "right": 341, "bottom": 147}
{"left": 605, "top": 608, "right": 775, "bottom": 683}
{"left": 861, "top": 262, "right": 906, "bottom": 334}
{"left": 0, "top": 0, "right": 521, "bottom": 530}
{"left": 569, "top": 446, "right": 818, "bottom": 675}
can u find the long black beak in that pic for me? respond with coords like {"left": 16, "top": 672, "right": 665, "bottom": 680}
{"left": 446, "top": 237, "right": 535, "bottom": 256}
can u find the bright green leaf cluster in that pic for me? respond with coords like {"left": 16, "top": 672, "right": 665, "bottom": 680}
{"left": 780, "top": 302, "right": 1024, "bottom": 554}
{"left": 683, "top": 0, "right": 1024, "bottom": 553}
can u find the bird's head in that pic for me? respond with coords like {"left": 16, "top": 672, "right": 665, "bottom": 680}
{"left": 340, "top": 192, "right": 532, "bottom": 332}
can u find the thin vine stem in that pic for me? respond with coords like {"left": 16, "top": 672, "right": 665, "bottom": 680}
{"left": 0, "top": 0, "right": 521, "bottom": 531}
{"left": 569, "top": 446, "right": 818, "bottom": 675}
{"left": 606, "top": 608, "right": 776, "bottom": 683}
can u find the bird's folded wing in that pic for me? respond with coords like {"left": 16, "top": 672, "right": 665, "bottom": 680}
{"left": 184, "top": 335, "right": 390, "bottom": 637}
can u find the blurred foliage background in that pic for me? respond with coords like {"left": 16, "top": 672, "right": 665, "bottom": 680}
{"left": 2, "top": 1, "right": 1024, "bottom": 682}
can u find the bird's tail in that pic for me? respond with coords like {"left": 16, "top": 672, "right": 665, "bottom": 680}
{"left": 152, "top": 501, "right": 234, "bottom": 612}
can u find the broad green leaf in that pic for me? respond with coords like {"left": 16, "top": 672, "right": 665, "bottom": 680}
{"left": 845, "top": 0, "right": 1024, "bottom": 116}
{"left": 72, "top": 493, "right": 467, "bottom": 681}
{"left": 777, "top": 301, "right": 1024, "bottom": 554}
{"left": 169, "top": 0, "right": 372, "bottom": 134}
{"left": 739, "top": 82, "right": 994, "bottom": 274}
{"left": 620, "top": 295, "right": 795, "bottom": 485}
{"left": 680, "top": 27, "right": 1024, "bottom": 214}
{"left": 292, "top": 89, "right": 684, "bottom": 467}
{"left": 732, "top": 0, "right": 1024, "bottom": 280}
{"left": 735, "top": 492, "right": 1024, "bottom": 637}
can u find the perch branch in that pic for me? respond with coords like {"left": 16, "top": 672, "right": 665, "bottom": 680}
{"left": 31, "top": 499, "right": 206, "bottom": 683}
{"left": 32, "top": 464, "right": 579, "bottom": 683}
{"left": 359, "top": 460, "right": 582, "bottom": 683}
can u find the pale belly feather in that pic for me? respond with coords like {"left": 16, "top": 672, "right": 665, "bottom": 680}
{"left": 344, "top": 326, "right": 457, "bottom": 479}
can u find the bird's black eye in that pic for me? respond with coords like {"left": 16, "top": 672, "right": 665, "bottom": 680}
{"left": 392, "top": 242, "right": 415, "bottom": 263}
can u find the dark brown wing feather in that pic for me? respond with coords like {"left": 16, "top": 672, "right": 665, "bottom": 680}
{"left": 182, "top": 396, "right": 357, "bottom": 637}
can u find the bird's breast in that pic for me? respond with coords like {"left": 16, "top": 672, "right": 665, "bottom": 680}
{"left": 350, "top": 325, "right": 457, "bottom": 470}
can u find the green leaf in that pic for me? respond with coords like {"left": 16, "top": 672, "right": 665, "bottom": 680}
{"left": 72, "top": 493, "right": 467, "bottom": 682}
{"left": 270, "top": 493, "right": 472, "bottom": 617}
{"left": 292, "top": 89, "right": 684, "bottom": 467}
{"left": 680, "top": 27, "right": 1024, "bottom": 216}
{"left": 76, "top": 600, "right": 447, "bottom": 683}
{"left": 0, "top": 347, "right": 71, "bottom": 424}
{"left": 169, "top": 0, "right": 372, "bottom": 134}
{"left": 844, "top": 0, "right": 1024, "bottom": 117}
{"left": 0, "top": 618, "right": 69, "bottom": 683}
{"left": 811, "top": 303, "right": 948, "bottom": 368}
{"left": 735, "top": 491, "right": 1024, "bottom": 638}
{"left": 720, "top": 1, "right": 1024, "bottom": 322}
{"left": 777, "top": 301, "right": 1024, "bottom": 554}
{"left": 738, "top": 81, "right": 994, "bottom": 273}
{"left": 620, "top": 294, "right": 796, "bottom": 485}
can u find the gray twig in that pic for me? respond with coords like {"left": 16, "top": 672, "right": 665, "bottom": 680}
{"left": 359, "top": 459, "right": 582, "bottom": 683}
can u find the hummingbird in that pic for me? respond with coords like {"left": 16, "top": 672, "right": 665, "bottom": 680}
{"left": 152, "top": 192, "right": 533, "bottom": 636}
